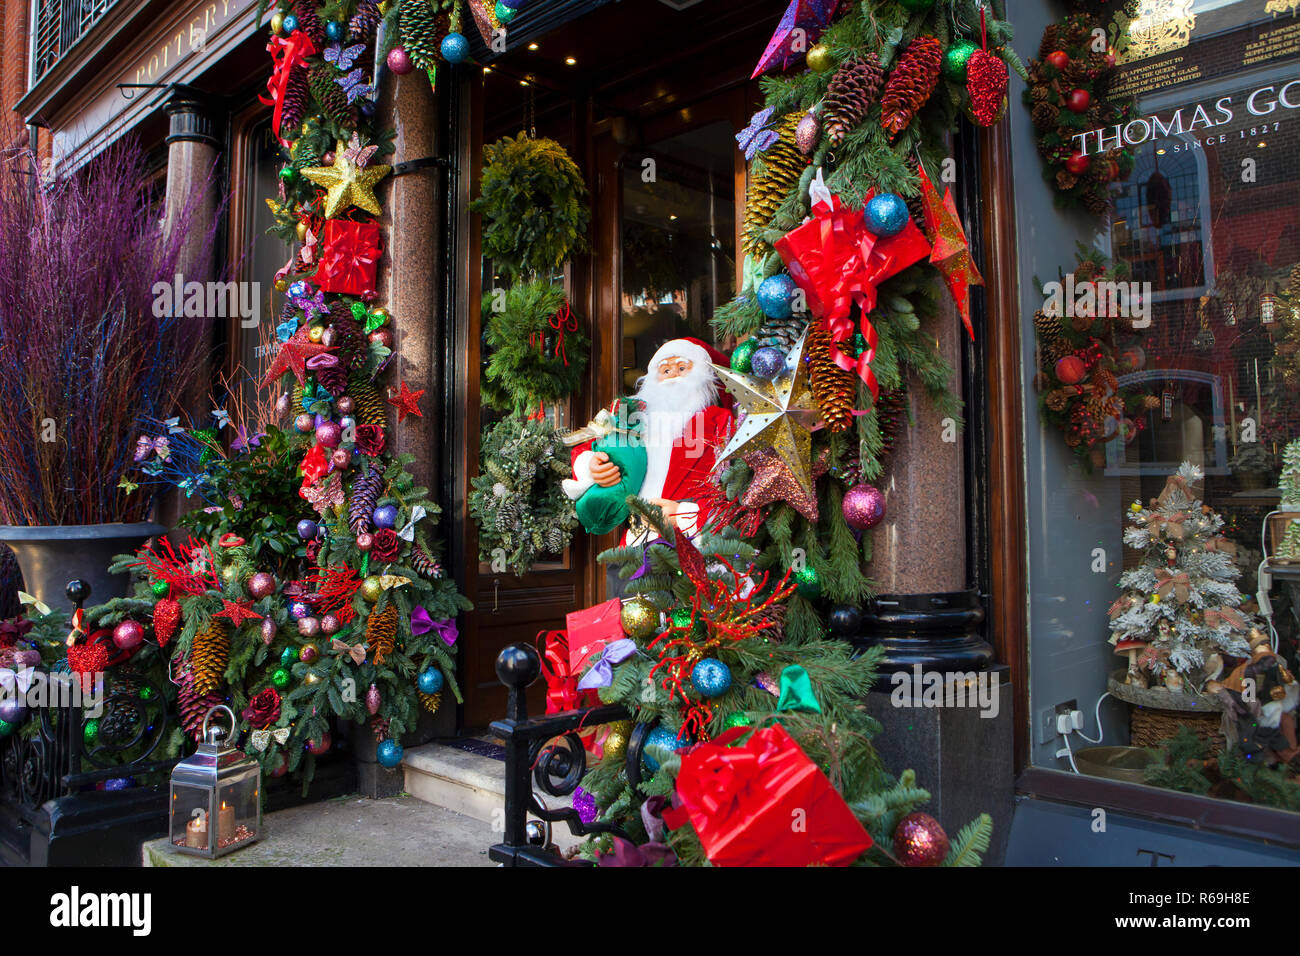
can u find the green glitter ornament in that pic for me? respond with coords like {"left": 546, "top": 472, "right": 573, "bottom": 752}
{"left": 0, "top": 719, "right": 14, "bottom": 737}
{"left": 271, "top": 668, "right": 291, "bottom": 689}
{"left": 139, "top": 686, "right": 155, "bottom": 701}
{"left": 280, "top": 647, "right": 300, "bottom": 666}
{"left": 731, "top": 339, "right": 758, "bottom": 373}
{"left": 722, "top": 711, "right": 752, "bottom": 729}
{"left": 793, "top": 565, "right": 822, "bottom": 600}
{"left": 151, "top": 579, "right": 171, "bottom": 598}
{"left": 943, "top": 40, "right": 978, "bottom": 83}
{"left": 670, "top": 607, "right": 693, "bottom": 629}
{"left": 83, "top": 719, "right": 100, "bottom": 745}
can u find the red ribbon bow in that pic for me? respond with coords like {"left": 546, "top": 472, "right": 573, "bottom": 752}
{"left": 538, "top": 630, "right": 599, "bottom": 714}
{"left": 260, "top": 31, "right": 317, "bottom": 140}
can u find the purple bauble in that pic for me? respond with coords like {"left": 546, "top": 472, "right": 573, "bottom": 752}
{"left": 112, "top": 620, "right": 144, "bottom": 651}
{"left": 248, "top": 571, "right": 277, "bottom": 600}
{"left": 750, "top": 346, "right": 786, "bottom": 381}
{"left": 297, "top": 616, "right": 321, "bottom": 638}
{"left": 289, "top": 601, "right": 312, "bottom": 621}
{"left": 336, "top": 395, "right": 356, "bottom": 416}
{"left": 372, "top": 504, "right": 399, "bottom": 529}
{"left": 320, "top": 614, "right": 342, "bottom": 636}
{"left": 0, "top": 698, "right": 26, "bottom": 724}
{"left": 842, "top": 483, "right": 886, "bottom": 530}
{"left": 330, "top": 447, "right": 352, "bottom": 469}
{"left": 294, "top": 412, "right": 315, "bottom": 434}
{"left": 387, "top": 46, "right": 414, "bottom": 74}
{"left": 296, "top": 518, "right": 318, "bottom": 540}
{"left": 315, "top": 421, "right": 342, "bottom": 448}
{"left": 572, "top": 785, "right": 599, "bottom": 825}
{"left": 274, "top": 392, "right": 292, "bottom": 419}
{"left": 261, "top": 618, "right": 277, "bottom": 645}
{"left": 299, "top": 643, "right": 319, "bottom": 664}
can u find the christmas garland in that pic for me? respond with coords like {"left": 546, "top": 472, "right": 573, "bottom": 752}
{"left": 471, "top": 134, "right": 591, "bottom": 280}
{"left": 480, "top": 278, "right": 589, "bottom": 414}
{"left": 1032, "top": 246, "right": 1155, "bottom": 469}
{"left": 1023, "top": 1, "right": 1137, "bottom": 215}
{"left": 469, "top": 412, "right": 579, "bottom": 576}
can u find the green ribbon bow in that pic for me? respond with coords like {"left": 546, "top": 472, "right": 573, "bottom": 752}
{"left": 776, "top": 665, "right": 822, "bottom": 715}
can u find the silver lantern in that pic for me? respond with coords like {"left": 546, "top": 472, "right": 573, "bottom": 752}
{"left": 169, "top": 704, "right": 261, "bottom": 858}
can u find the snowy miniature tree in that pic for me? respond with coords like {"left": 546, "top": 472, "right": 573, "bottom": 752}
{"left": 1277, "top": 439, "right": 1300, "bottom": 560}
{"left": 1107, "top": 463, "right": 1254, "bottom": 689}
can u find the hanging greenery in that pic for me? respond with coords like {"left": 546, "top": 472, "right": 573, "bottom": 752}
{"left": 481, "top": 279, "right": 589, "bottom": 414}
{"left": 472, "top": 134, "right": 591, "bottom": 279}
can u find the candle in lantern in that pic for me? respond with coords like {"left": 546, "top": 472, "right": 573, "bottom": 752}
{"left": 218, "top": 801, "right": 236, "bottom": 843}
{"left": 185, "top": 808, "right": 208, "bottom": 850}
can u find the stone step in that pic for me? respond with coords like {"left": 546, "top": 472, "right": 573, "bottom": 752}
{"left": 402, "top": 740, "right": 584, "bottom": 853}
{"left": 141, "top": 794, "right": 496, "bottom": 867}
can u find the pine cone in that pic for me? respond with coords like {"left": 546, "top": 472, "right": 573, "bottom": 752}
{"left": 1056, "top": 170, "right": 1079, "bottom": 191}
{"left": 756, "top": 602, "right": 786, "bottom": 644}
{"left": 880, "top": 36, "right": 942, "bottom": 139}
{"left": 1033, "top": 309, "right": 1063, "bottom": 341}
{"left": 309, "top": 63, "right": 354, "bottom": 128}
{"left": 349, "top": 374, "right": 387, "bottom": 426}
{"left": 807, "top": 323, "right": 857, "bottom": 433}
{"left": 329, "top": 301, "right": 367, "bottom": 369}
{"left": 410, "top": 541, "right": 443, "bottom": 579}
{"left": 418, "top": 691, "right": 443, "bottom": 715}
{"left": 1039, "top": 25, "right": 1060, "bottom": 60}
{"left": 875, "top": 387, "right": 907, "bottom": 460}
{"left": 293, "top": 0, "right": 326, "bottom": 44}
{"left": 281, "top": 66, "right": 310, "bottom": 135}
{"left": 823, "top": 56, "right": 885, "bottom": 144}
{"left": 1032, "top": 101, "right": 1060, "bottom": 130}
{"left": 315, "top": 362, "right": 349, "bottom": 397}
{"left": 178, "top": 666, "right": 225, "bottom": 742}
{"left": 369, "top": 715, "right": 390, "bottom": 743}
{"left": 348, "top": 0, "right": 381, "bottom": 76}
{"left": 349, "top": 462, "right": 383, "bottom": 534}
{"left": 399, "top": 0, "right": 449, "bottom": 72}
{"left": 366, "top": 605, "right": 399, "bottom": 666}
{"left": 1082, "top": 189, "right": 1110, "bottom": 216}
{"left": 189, "top": 620, "right": 229, "bottom": 696}
{"left": 153, "top": 598, "right": 181, "bottom": 648}
{"left": 755, "top": 317, "right": 808, "bottom": 353}
{"left": 742, "top": 112, "right": 805, "bottom": 258}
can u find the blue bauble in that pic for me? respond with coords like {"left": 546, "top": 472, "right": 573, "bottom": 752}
{"left": 864, "top": 193, "right": 910, "bottom": 238}
{"left": 440, "top": 32, "right": 469, "bottom": 63}
{"left": 287, "top": 280, "right": 308, "bottom": 298}
{"left": 281, "top": 13, "right": 299, "bottom": 33}
{"left": 418, "top": 668, "right": 444, "bottom": 694}
{"left": 325, "top": 19, "right": 345, "bottom": 41}
{"left": 372, "top": 504, "right": 399, "bottom": 529}
{"left": 500, "top": 0, "right": 526, "bottom": 8}
{"left": 642, "top": 726, "right": 683, "bottom": 773}
{"left": 756, "top": 274, "right": 796, "bottom": 319}
{"left": 690, "top": 658, "right": 732, "bottom": 698}
{"left": 750, "top": 346, "right": 786, "bottom": 381}
{"left": 102, "top": 776, "right": 135, "bottom": 792}
{"left": 296, "top": 518, "right": 318, "bottom": 540}
{"left": 377, "top": 739, "right": 404, "bottom": 769}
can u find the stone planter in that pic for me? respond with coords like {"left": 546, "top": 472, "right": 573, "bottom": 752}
{"left": 0, "top": 523, "right": 166, "bottom": 608}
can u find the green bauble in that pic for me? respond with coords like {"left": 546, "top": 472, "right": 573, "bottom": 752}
{"left": 670, "top": 607, "right": 693, "bottom": 629}
{"left": 793, "top": 565, "right": 822, "bottom": 600}
{"left": 943, "top": 40, "right": 978, "bottom": 83}
{"left": 731, "top": 339, "right": 758, "bottom": 373}
{"left": 151, "top": 579, "right": 171, "bottom": 598}
{"left": 83, "top": 719, "right": 100, "bottom": 745}
{"left": 0, "top": 719, "right": 14, "bottom": 738}
{"left": 900, "top": 0, "right": 934, "bottom": 11}
{"left": 271, "top": 668, "right": 291, "bottom": 690}
{"left": 280, "top": 646, "right": 300, "bottom": 666}
{"left": 139, "top": 686, "right": 155, "bottom": 701}
{"left": 278, "top": 165, "right": 299, "bottom": 185}
{"left": 495, "top": 0, "right": 516, "bottom": 23}
{"left": 722, "top": 711, "right": 752, "bottom": 730}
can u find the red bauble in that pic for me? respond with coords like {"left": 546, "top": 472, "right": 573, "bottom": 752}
{"left": 112, "top": 620, "right": 144, "bottom": 651}
{"left": 1065, "top": 151, "right": 1091, "bottom": 175}
{"left": 307, "top": 732, "right": 332, "bottom": 755}
{"left": 1045, "top": 50, "right": 1069, "bottom": 70}
{"left": 1055, "top": 355, "right": 1087, "bottom": 385}
{"left": 1066, "top": 88, "right": 1091, "bottom": 113}
{"left": 893, "top": 812, "right": 950, "bottom": 867}
{"left": 153, "top": 599, "right": 181, "bottom": 647}
{"left": 368, "top": 328, "right": 393, "bottom": 349}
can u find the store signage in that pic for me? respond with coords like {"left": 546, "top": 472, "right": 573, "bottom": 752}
{"left": 1071, "top": 77, "right": 1300, "bottom": 155}
{"left": 129, "top": 0, "right": 248, "bottom": 87}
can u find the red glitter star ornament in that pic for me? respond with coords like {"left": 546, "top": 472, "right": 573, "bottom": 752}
{"left": 387, "top": 381, "right": 424, "bottom": 423}
{"left": 918, "top": 164, "right": 983, "bottom": 341}
{"left": 217, "top": 599, "right": 263, "bottom": 626}
{"left": 258, "top": 324, "right": 334, "bottom": 388}
{"left": 740, "top": 447, "right": 829, "bottom": 521}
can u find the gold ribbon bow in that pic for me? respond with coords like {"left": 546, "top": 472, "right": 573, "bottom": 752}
{"left": 1154, "top": 570, "right": 1192, "bottom": 603}
{"left": 331, "top": 639, "right": 367, "bottom": 665}
{"left": 249, "top": 727, "right": 291, "bottom": 752}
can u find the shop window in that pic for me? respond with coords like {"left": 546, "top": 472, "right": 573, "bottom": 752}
{"left": 1015, "top": 0, "right": 1300, "bottom": 812}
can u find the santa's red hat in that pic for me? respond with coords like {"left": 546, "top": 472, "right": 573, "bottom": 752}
{"left": 647, "top": 337, "right": 733, "bottom": 408}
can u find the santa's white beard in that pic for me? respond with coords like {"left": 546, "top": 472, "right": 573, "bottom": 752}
{"left": 633, "top": 370, "right": 718, "bottom": 500}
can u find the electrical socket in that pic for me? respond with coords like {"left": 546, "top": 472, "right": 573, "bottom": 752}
{"left": 1037, "top": 700, "right": 1078, "bottom": 744}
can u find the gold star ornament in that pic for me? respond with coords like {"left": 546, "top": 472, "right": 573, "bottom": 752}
{"left": 300, "top": 141, "right": 392, "bottom": 218}
{"left": 713, "top": 328, "right": 820, "bottom": 497}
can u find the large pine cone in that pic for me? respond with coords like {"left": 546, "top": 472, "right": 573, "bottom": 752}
{"left": 366, "top": 605, "right": 399, "bottom": 666}
{"left": 349, "top": 462, "right": 383, "bottom": 535}
{"left": 807, "top": 323, "right": 857, "bottom": 433}
{"left": 400, "top": 0, "right": 449, "bottom": 72}
{"left": 880, "top": 36, "right": 942, "bottom": 139}
{"left": 742, "top": 112, "right": 805, "bottom": 259}
{"left": 190, "top": 620, "right": 229, "bottom": 696}
{"left": 755, "top": 316, "right": 808, "bottom": 353}
{"left": 1031, "top": 101, "right": 1060, "bottom": 131}
{"left": 280, "top": 66, "right": 310, "bottom": 135}
{"left": 178, "top": 667, "right": 225, "bottom": 742}
{"left": 349, "top": 0, "right": 382, "bottom": 76}
{"left": 309, "top": 63, "right": 354, "bottom": 128}
{"left": 349, "top": 374, "right": 387, "bottom": 426}
{"left": 293, "top": 0, "right": 326, "bottom": 46}
{"left": 875, "top": 386, "right": 907, "bottom": 461}
{"left": 823, "top": 56, "right": 886, "bottom": 144}
{"left": 1033, "top": 309, "right": 1063, "bottom": 341}
{"left": 1039, "top": 25, "right": 1060, "bottom": 61}
{"left": 315, "top": 362, "right": 349, "bottom": 397}
{"left": 329, "top": 302, "right": 367, "bottom": 370}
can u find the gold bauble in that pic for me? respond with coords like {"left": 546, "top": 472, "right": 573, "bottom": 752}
{"left": 620, "top": 596, "right": 660, "bottom": 640}
{"left": 303, "top": 672, "right": 321, "bottom": 686}
{"left": 369, "top": 307, "right": 390, "bottom": 326}
{"left": 307, "top": 325, "right": 325, "bottom": 343}
{"left": 274, "top": 278, "right": 289, "bottom": 293}
{"left": 296, "top": 221, "right": 308, "bottom": 241}
{"left": 270, "top": 11, "right": 284, "bottom": 34}
{"left": 361, "top": 575, "right": 384, "bottom": 603}
{"left": 806, "top": 44, "right": 833, "bottom": 73}
{"left": 602, "top": 720, "right": 633, "bottom": 762}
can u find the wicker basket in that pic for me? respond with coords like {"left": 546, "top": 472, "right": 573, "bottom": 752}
{"left": 1108, "top": 670, "right": 1226, "bottom": 756}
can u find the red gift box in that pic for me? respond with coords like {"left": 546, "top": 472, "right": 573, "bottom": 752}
{"left": 315, "top": 219, "right": 381, "bottom": 296}
{"left": 564, "top": 598, "right": 624, "bottom": 676}
{"left": 663, "top": 723, "right": 873, "bottom": 867}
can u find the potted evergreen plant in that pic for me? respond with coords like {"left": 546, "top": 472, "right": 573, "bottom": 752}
{"left": 1270, "top": 438, "right": 1300, "bottom": 563}
{"left": 0, "top": 138, "right": 216, "bottom": 605}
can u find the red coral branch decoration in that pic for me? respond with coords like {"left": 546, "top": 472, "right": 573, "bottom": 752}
{"left": 134, "top": 536, "right": 220, "bottom": 596}
{"left": 303, "top": 565, "right": 362, "bottom": 623}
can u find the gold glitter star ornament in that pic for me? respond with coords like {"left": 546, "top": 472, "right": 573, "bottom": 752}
{"left": 712, "top": 329, "right": 820, "bottom": 497}
{"left": 300, "top": 140, "right": 392, "bottom": 218}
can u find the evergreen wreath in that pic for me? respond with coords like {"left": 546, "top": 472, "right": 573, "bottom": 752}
{"left": 469, "top": 412, "right": 579, "bottom": 576}
{"left": 471, "top": 134, "right": 591, "bottom": 279}
{"left": 481, "top": 279, "right": 589, "bottom": 414}
{"left": 1023, "top": 1, "right": 1138, "bottom": 215}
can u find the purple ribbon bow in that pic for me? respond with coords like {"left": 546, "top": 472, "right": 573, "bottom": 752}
{"left": 577, "top": 639, "right": 637, "bottom": 690}
{"left": 411, "top": 607, "right": 458, "bottom": 647}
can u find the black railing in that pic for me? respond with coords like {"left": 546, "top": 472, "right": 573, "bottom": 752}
{"left": 31, "top": 0, "right": 120, "bottom": 85}
{"left": 489, "top": 642, "right": 655, "bottom": 867}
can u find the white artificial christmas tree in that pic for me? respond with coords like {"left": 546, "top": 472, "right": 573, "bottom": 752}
{"left": 1276, "top": 439, "right": 1300, "bottom": 561}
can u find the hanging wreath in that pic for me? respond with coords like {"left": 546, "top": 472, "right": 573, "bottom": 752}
{"left": 481, "top": 278, "right": 589, "bottom": 414}
{"left": 471, "top": 134, "right": 591, "bottom": 279}
{"left": 1023, "top": 1, "right": 1137, "bottom": 216}
{"left": 470, "top": 412, "right": 579, "bottom": 576}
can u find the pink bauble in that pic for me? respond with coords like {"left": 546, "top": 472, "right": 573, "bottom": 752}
{"left": 795, "top": 111, "right": 820, "bottom": 156}
{"left": 294, "top": 412, "right": 315, "bottom": 434}
{"left": 320, "top": 614, "right": 342, "bottom": 635}
{"left": 315, "top": 421, "right": 342, "bottom": 448}
{"left": 366, "top": 683, "right": 381, "bottom": 716}
{"left": 299, "top": 643, "right": 319, "bottom": 663}
{"left": 297, "top": 616, "right": 321, "bottom": 638}
{"left": 112, "top": 620, "right": 144, "bottom": 651}
{"left": 386, "top": 46, "right": 414, "bottom": 74}
{"left": 261, "top": 618, "right": 277, "bottom": 645}
{"left": 893, "top": 812, "right": 949, "bottom": 867}
{"left": 248, "top": 571, "right": 277, "bottom": 600}
{"left": 307, "top": 733, "right": 332, "bottom": 755}
{"left": 321, "top": 151, "right": 335, "bottom": 166}
{"left": 320, "top": 327, "right": 337, "bottom": 348}
{"left": 356, "top": 532, "right": 374, "bottom": 552}
{"left": 842, "top": 484, "right": 886, "bottom": 530}
{"left": 335, "top": 395, "right": 356, "bottom": 416}
{"left": 274, "top": 392, "right": 292, "bottom": 419}
{"left": 330, "top": 447, "right": 352, "bottom": 469}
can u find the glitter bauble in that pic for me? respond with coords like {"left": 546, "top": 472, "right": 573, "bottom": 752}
{"left": 300, "top": 644, "right": 319, "bottom": 664}
{"left": 280, "top": 646, "right": 300, "bottom": 666}
{"left": 377, "top": 739, "right": 404, "bottom": 768}
{"left": 356, "top": 532, "right": 374, "bottom": 552}
{"left": 325, "top": 19, "right": 345, "bottom": 41}
{"left": 366, "top": 683, "right": 381, "bottom": 715}
{"left": 750, "top": 346, "right": 786, "bottom": 381}
{"left": 336, "top": 395, "right": 356, "bottom": 415}
{"left": 294, "top": 413, "right": 315, "bottom": 434}
{"left": 307, "top": 732, "right": 332, "bottom": 755}
{"left": 440, "top": 32, "right": 469, "bottom": 63}
{"left": 642, "top": 726, "right": 685, "bottom": 773}
{"left": 83, "top": 719, "right": 99, "bottom": 745}
{"left": 281, "top": 13, "right": 298, "bottom": 32}
{"left": 731, "top": 339, "right": 758, "bottom": 373}
{"left": 602, "top": 720, "right": 632, "bottom": 761}
{"left": 289, "top": 601, "right": 312, "bottom": 620}
{"left": 495, "top": 1, "right": 516, "bottom": 23}
{"left": 842, "top": 484, "right": 886, "bottom": 530}
{"left": 893, "top": 812, "right": 949, "bottom": 867}
{"left": 275, "top": 392, "right": 292, "bottom": 419}
{"left": 271, "top": 667, "right": 291, "bottom": 689}
{"left": 151, "top": 579, "right": 171, "bottom": 598}
{"left": 757, "top": 274, "right": 796, "bottom": 319}
{"left": 793, "top": 565, "right": 822, "bottom": 600}
{"left": 690, "top": 658, "right": 732, "bottom": 698}
{"left": 418, "top": 668, "right": 444, "bottom": 694}
{"left": 372, "top": 504, "right": 399, "bottom": 529}
{"left": 361, "top": 575, "right": 384, "bottom": 603}
{"left": 620, "top": 597, "right": 660, "bottom": 640}
{"left": 112, "top": 620, "right": 144, "bottom": 651}
{"left": 829, "top": 604, "right": 863, "bottom": 636}
{"left": 722, "top": 711, "right": 752, "bottom": 729}
{"left": 320, "top": 614, "right": 342, "bottom": 635}
{"left": 369, "top": 328, "right": 393, "bottom": 348}
{"left": 315, "top": 421, "right": 342, "bottom": 448}
{"left": 942, "top": 39, "right": 977, "bottom": 82}
{"left": 669, "top": 607, "right": 694, "bottom": 629}
{"left": 795, "top": 110, "right": 820, "bottom": 156}
{"left": 387, "top": 46, "right": 414, "bottom": 74}
{"left": 296, "top": 518, "right": 318, "bottom": 540}
{"left": 307, "top": 324, "right": 325, "bottom": 343}
{"left": 297, "top": 616, "right": 321, "bottom": 638}
{"left": 805, "top": 43, "right": 833, "bottom": 72}
{"left": 261, "top": 618, "right": 277, "bottom": 645}
{"left": 330, "top": 447, "right": 352, "bottom": 469}
{"left": 248, "top": 571, "right": 277, "bottom": 600}
{"left": 864, "top": 193, "right": 909, "bottom": 238}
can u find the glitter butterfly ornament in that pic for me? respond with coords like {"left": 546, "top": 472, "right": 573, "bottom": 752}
{"left": 335, "top": 68, "right": 376, "bottom": 105}
{"left": 324, "top": 43, "right": 366, "bottom": 71}
{"left": 736, "top": 107, "right": 780, "bottom": 160}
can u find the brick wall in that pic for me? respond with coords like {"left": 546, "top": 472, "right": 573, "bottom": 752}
{"left": 2, "top": 0, "right": 27, "bottom": 130}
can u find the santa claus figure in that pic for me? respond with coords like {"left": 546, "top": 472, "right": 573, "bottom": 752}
{"left": 565, "top": 337, "right": 732, "bottom": 541}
